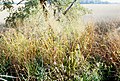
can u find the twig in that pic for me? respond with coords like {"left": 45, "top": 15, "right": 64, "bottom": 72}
{"left": 0, "top": 78, "right": 7, "bottom": 81}
{"left": 0, "top": 75, "right": 18, "bottom": 78}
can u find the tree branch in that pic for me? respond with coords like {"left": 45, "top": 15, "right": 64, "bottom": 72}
{"left": 17, "top": 0, "right": 25, "bottom": 5}
{"left": 63, "top": 0, "right": 77, "bottom": 15}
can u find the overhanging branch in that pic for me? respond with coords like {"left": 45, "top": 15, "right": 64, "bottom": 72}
{"left": 63, "top": 0, "right": 77, "bottom": 15}
{"left": 17, "top": 0, "right": 25, "bottom": 5}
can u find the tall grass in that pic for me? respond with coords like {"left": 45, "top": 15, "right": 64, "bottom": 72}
{"left": 0, "top": 5, "right": 120, "bottom": 81}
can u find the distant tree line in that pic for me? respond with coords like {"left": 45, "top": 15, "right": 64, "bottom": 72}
{"left": 80, "top": 0, "right": 110, "bottom": 4}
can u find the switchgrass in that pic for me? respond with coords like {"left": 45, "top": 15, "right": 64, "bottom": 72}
{"left": 0, "top": 6, "right": 120, "bottom": 81}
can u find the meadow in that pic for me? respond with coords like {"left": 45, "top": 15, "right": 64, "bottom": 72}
{"left": 0, "top": 4, "right": 120, "bottom": 81}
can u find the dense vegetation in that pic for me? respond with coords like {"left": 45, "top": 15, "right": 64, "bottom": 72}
{"left": 0, "top": 0, "right": 120, "bottom": 81}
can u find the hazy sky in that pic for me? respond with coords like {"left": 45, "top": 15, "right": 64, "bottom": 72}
{"left": 14, "top": 0, "right": 20, "bottom": 3}
{"left": 13, "top": 0, "right": 120, "bottom": 3}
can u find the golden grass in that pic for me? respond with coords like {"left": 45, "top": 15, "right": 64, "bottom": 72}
{"left": 0, "top": 7, "right": 120, "bottom": 80}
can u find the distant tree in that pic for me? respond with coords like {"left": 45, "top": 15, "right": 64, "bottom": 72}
{"left": 80, "top": 0, "right": 109, "bottom": 4}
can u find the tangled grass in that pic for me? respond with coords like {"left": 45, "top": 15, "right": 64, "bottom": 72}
{"left": 0, "top": 8, "right": 120, "bottom": 81}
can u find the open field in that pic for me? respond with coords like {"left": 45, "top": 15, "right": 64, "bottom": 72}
{"left": 81, "top": 4, "right": 120, "bottom": 22}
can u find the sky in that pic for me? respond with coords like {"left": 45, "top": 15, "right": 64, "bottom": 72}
{"left": 13, "top": 0, "right": 120, "bottom": 3}
{"left": 13, "top": 0, "right": 20, "bottom": 3}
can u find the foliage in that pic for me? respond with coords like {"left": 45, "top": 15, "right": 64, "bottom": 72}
{"left": 0, "top": 0, "right": 90, "bottom": 27}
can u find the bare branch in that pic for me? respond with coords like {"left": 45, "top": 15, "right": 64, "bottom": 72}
{"left": 17, "top": 0, "right": 25, "bottom": 5}
{"left": 63, "top": 0, "right": 77, "bottom": 15}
